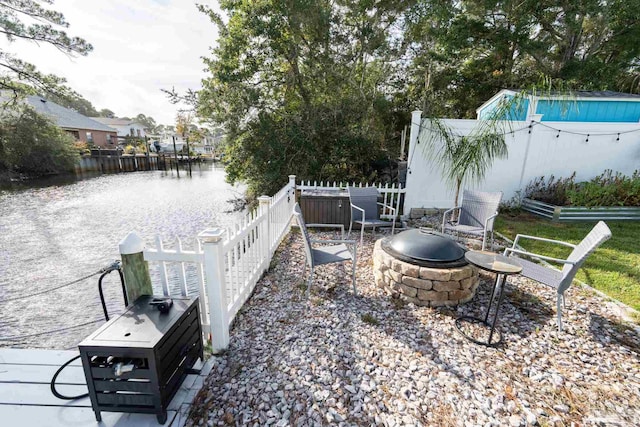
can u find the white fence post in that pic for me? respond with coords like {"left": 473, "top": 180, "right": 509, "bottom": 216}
{"left": 258, "top": 195, "right": 271, "bottom": 272}
{"left": 289, "top": 175, "right": 296, "bottom": 211}
{"left": 198, "top": 228, "right": 229, "bottom": 353}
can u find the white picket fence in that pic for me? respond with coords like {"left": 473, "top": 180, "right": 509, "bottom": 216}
{"left": 297, "top": 180, "right": 406, "bottom": 219}
{"left": 120, "top": 175, "right": 297, "bottom": 353}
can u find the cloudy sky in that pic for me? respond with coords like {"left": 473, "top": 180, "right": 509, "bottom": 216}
{"left": 2, "top": 0, "right": 220, "bottom": 125}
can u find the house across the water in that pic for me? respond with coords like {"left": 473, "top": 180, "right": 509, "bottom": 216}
{"left": 91, "top": 117, "right": 147, "bottom": 142}
{"left": 477, "top": 89, "right": 640, "bottom": 122}
{"left": 22, "top": 95, "right": 118, "bottom": 147}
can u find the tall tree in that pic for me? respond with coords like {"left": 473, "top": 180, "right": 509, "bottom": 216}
{"left": 404, "top": 0, "right": 640, "bottom": 118}
{"left": 0, "top": 0, "right": 92, "bottom": 99}
{"left": 98, "top": 108, "right": 115, "bottom": 118}
{"left": 197, "top": 0, "right": 408, "bottom": 196}
{"left": 0, "top": 105, "right": 79, "bottom": 176}
{"left": 135, "top": 113, "right": 156, "bottom": 132}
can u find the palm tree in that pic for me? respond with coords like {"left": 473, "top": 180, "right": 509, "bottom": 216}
{"left": 420, "top": 117, "right": 509, "bottom": 207}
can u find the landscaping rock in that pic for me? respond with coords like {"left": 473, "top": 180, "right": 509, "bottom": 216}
{"left": 185, "top": 229, "right": 640, "bottom": 427}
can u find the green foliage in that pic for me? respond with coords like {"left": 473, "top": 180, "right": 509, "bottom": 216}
{"left": 404, "top": 0, "right": 640, "bottom": 118}
{"left": 135, "top": 113, "right": 156, "bottom": 132}
{"left": 524, "top": 173, "right": 577, "bottom": 206}
{"left": 421, "top": 117, "right": 508, "bottom": 205}
{"left": 525, "top": 170, "right": 640, "bottom": 207}
{"left": 567, "top": 170, "right": 640, "bottom": 207}
{"left": 0, "top": 105, "right": 79, "bottom": 176}
{"left": 0, "top": 0, "right": 92, "bottom": 98}
{"left": 196, "top": 0, "right": 406, "bottom": 196}
{"left": 98, "top": 108, "right": 115, "bottom": 118}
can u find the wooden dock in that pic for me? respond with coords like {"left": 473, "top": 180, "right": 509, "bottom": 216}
{"left": 0, "top": 349, "right": 213, "bottom": 426}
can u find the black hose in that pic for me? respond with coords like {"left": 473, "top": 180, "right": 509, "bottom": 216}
{"left": 50, "top": 355, "right": 89, "bottom": 400}
{"left": 98, "top": 261, "right": 127, "bottom": 321}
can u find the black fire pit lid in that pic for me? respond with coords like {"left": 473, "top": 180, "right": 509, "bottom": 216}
{"left": 382, "top": 229, "right": 466, "bottom": 263}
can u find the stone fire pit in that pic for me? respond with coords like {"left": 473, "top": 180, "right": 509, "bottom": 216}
{"left": 372, "top": 230, "right": 480, "bottom": 307}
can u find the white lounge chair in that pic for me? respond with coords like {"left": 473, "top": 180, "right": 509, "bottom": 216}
{"left": 503, "top": 221, "right": 612, "bottom": 331}
{"left": 442, "top": 189, "right": 502, "bottom": 250}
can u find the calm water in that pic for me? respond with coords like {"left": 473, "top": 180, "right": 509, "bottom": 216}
{"left": 0, "top": 164, "right": 245, "bottom": 349}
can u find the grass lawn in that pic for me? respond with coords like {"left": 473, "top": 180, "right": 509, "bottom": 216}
{"left": 495, "top": 213, "right": 640, "bottom": 312}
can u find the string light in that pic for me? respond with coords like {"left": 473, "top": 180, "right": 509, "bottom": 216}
{"left": 415, "top": 119, "right": 640, "bottom": 139}
{"left": 407, "top": 118, "right": 639, "bottom": 174}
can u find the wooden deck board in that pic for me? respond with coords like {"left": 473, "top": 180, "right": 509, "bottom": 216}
{"left": 0, "top": 349, "right": 210, "bottom": 427}
{"left": 0, "top": 405, "right": 178, "bottom": 426}
{"left": 0, "top": 363, "right": 86, "bottom": 384}
{"left": 0, "top": 349, "right": 82, "bottom": 366}
{"left": 0, "top": 382, "right": 90, "bottom": 406}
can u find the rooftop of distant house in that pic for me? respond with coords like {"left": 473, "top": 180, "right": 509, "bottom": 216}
{"left": 91, "top": 117, "right": 144, "bottom": 127}
{"left": 14, "top": 95, "right": 117, "bottom": 132}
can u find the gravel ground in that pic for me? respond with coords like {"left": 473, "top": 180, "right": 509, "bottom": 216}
{"left": 187, "top": 228, "right": 640, "bottom": 427}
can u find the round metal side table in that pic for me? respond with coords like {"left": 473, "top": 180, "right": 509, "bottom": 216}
{"left": 455, "top": 251, "right": 522, "bottom": 346}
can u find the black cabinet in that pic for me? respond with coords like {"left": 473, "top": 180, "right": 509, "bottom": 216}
{"left": 299, "top": 189, "right": 352, "bottom": 229}
{"left": 79, "top": 295, "right": 203, "bottom": 424}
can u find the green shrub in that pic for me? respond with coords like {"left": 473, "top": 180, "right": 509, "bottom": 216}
{"left": 0, "top": 105, "right": 79, "bottom": 176}
{"left": 567, "top": 170, "right": 640, "bottom": 207}
{"left": 525, "top": 170, "right": 640, "bottom": 207}
{"left": 523, "top": 173, "right": 576, "bottom": 205}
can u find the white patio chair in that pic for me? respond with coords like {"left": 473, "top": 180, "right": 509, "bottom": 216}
{"left": 503, "top": 221, "right": 612, "bottom": 331}
{"left": 442, "top": 189, "right": 503, "bottom": 250}
{"left": 347, "top": 186, "right": 396, "bottom": 247}
{"left": 292, "top": 203, "right": 357, "bottom": 297}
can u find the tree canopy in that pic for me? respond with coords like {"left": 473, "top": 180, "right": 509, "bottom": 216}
{"left": 191, "top": 0, "right": 640, "bottom": 195}
{"left": 197, "top": 0, "right": 407, "bottom": 196}
{"left": 0, "top": 0, "right": 92, "bottom": 100}
{"left": 0, "top": 105, "right": 78, "bottom": 176}
{"left": 404, "top": 0, "right": 640, "bottom": 117}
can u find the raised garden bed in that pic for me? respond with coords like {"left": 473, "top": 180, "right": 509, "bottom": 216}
{"left": 522, "top": 198, "right": 640, "bottom": 221}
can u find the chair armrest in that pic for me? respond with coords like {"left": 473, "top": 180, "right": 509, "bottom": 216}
{"left": 376, "top": 202, "right": 396, "bottom": 213}
{"left": 442, "top": 206, "right": 460, "bottom": 231}
{"left": 350, "top": 203, "right": 366, "bottom": 223}
{"left": 306, "top": 223, "right": 345, "bottom": 239}
{"left": 484, "top": 211, "right": 499, "bottom": 231}
{"left": 504, "top": 247, "right": 578, "bottom": 265}
{"left": 512, "top": 234, "right": 577, "bottom": 249}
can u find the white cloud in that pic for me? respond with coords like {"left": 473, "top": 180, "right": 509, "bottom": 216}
{"left": 0, "top": 0, "right": 220, "bottom": 124}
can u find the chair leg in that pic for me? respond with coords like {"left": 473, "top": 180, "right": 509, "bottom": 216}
{"left": 348, "top": 221, "right": 353, "bottom": 239}
{"left": 391, "top": 217, "right": 396, "bottom": 235}
{"left": 306, "top": 267, "right": 314, "bottom": 298}
{"left": 481, "top": 229, "right": 487, "bottom": 251}
{"left": 556, "top": 294, "right": 563, "bottom": 331}
{"left": 360, "top": 225, "right": 364, "bottom": 247}
{"left": 351, "top": 255, "right": 357, "bottom": 295}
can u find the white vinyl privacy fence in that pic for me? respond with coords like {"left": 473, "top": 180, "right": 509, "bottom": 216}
{"left": 119, "top": 176, "right": 297, "bottom": 352}
{"left": 405, "top": 111, "right": 640, "bottom": 210}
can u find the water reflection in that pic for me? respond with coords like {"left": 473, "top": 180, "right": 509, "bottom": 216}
{"left": 0, "top": 163, "right": 245, "bottom": 349}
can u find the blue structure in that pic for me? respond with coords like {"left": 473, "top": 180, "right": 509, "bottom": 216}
{"left": 477, "top": 89, "right": 640, "bottom": 122}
